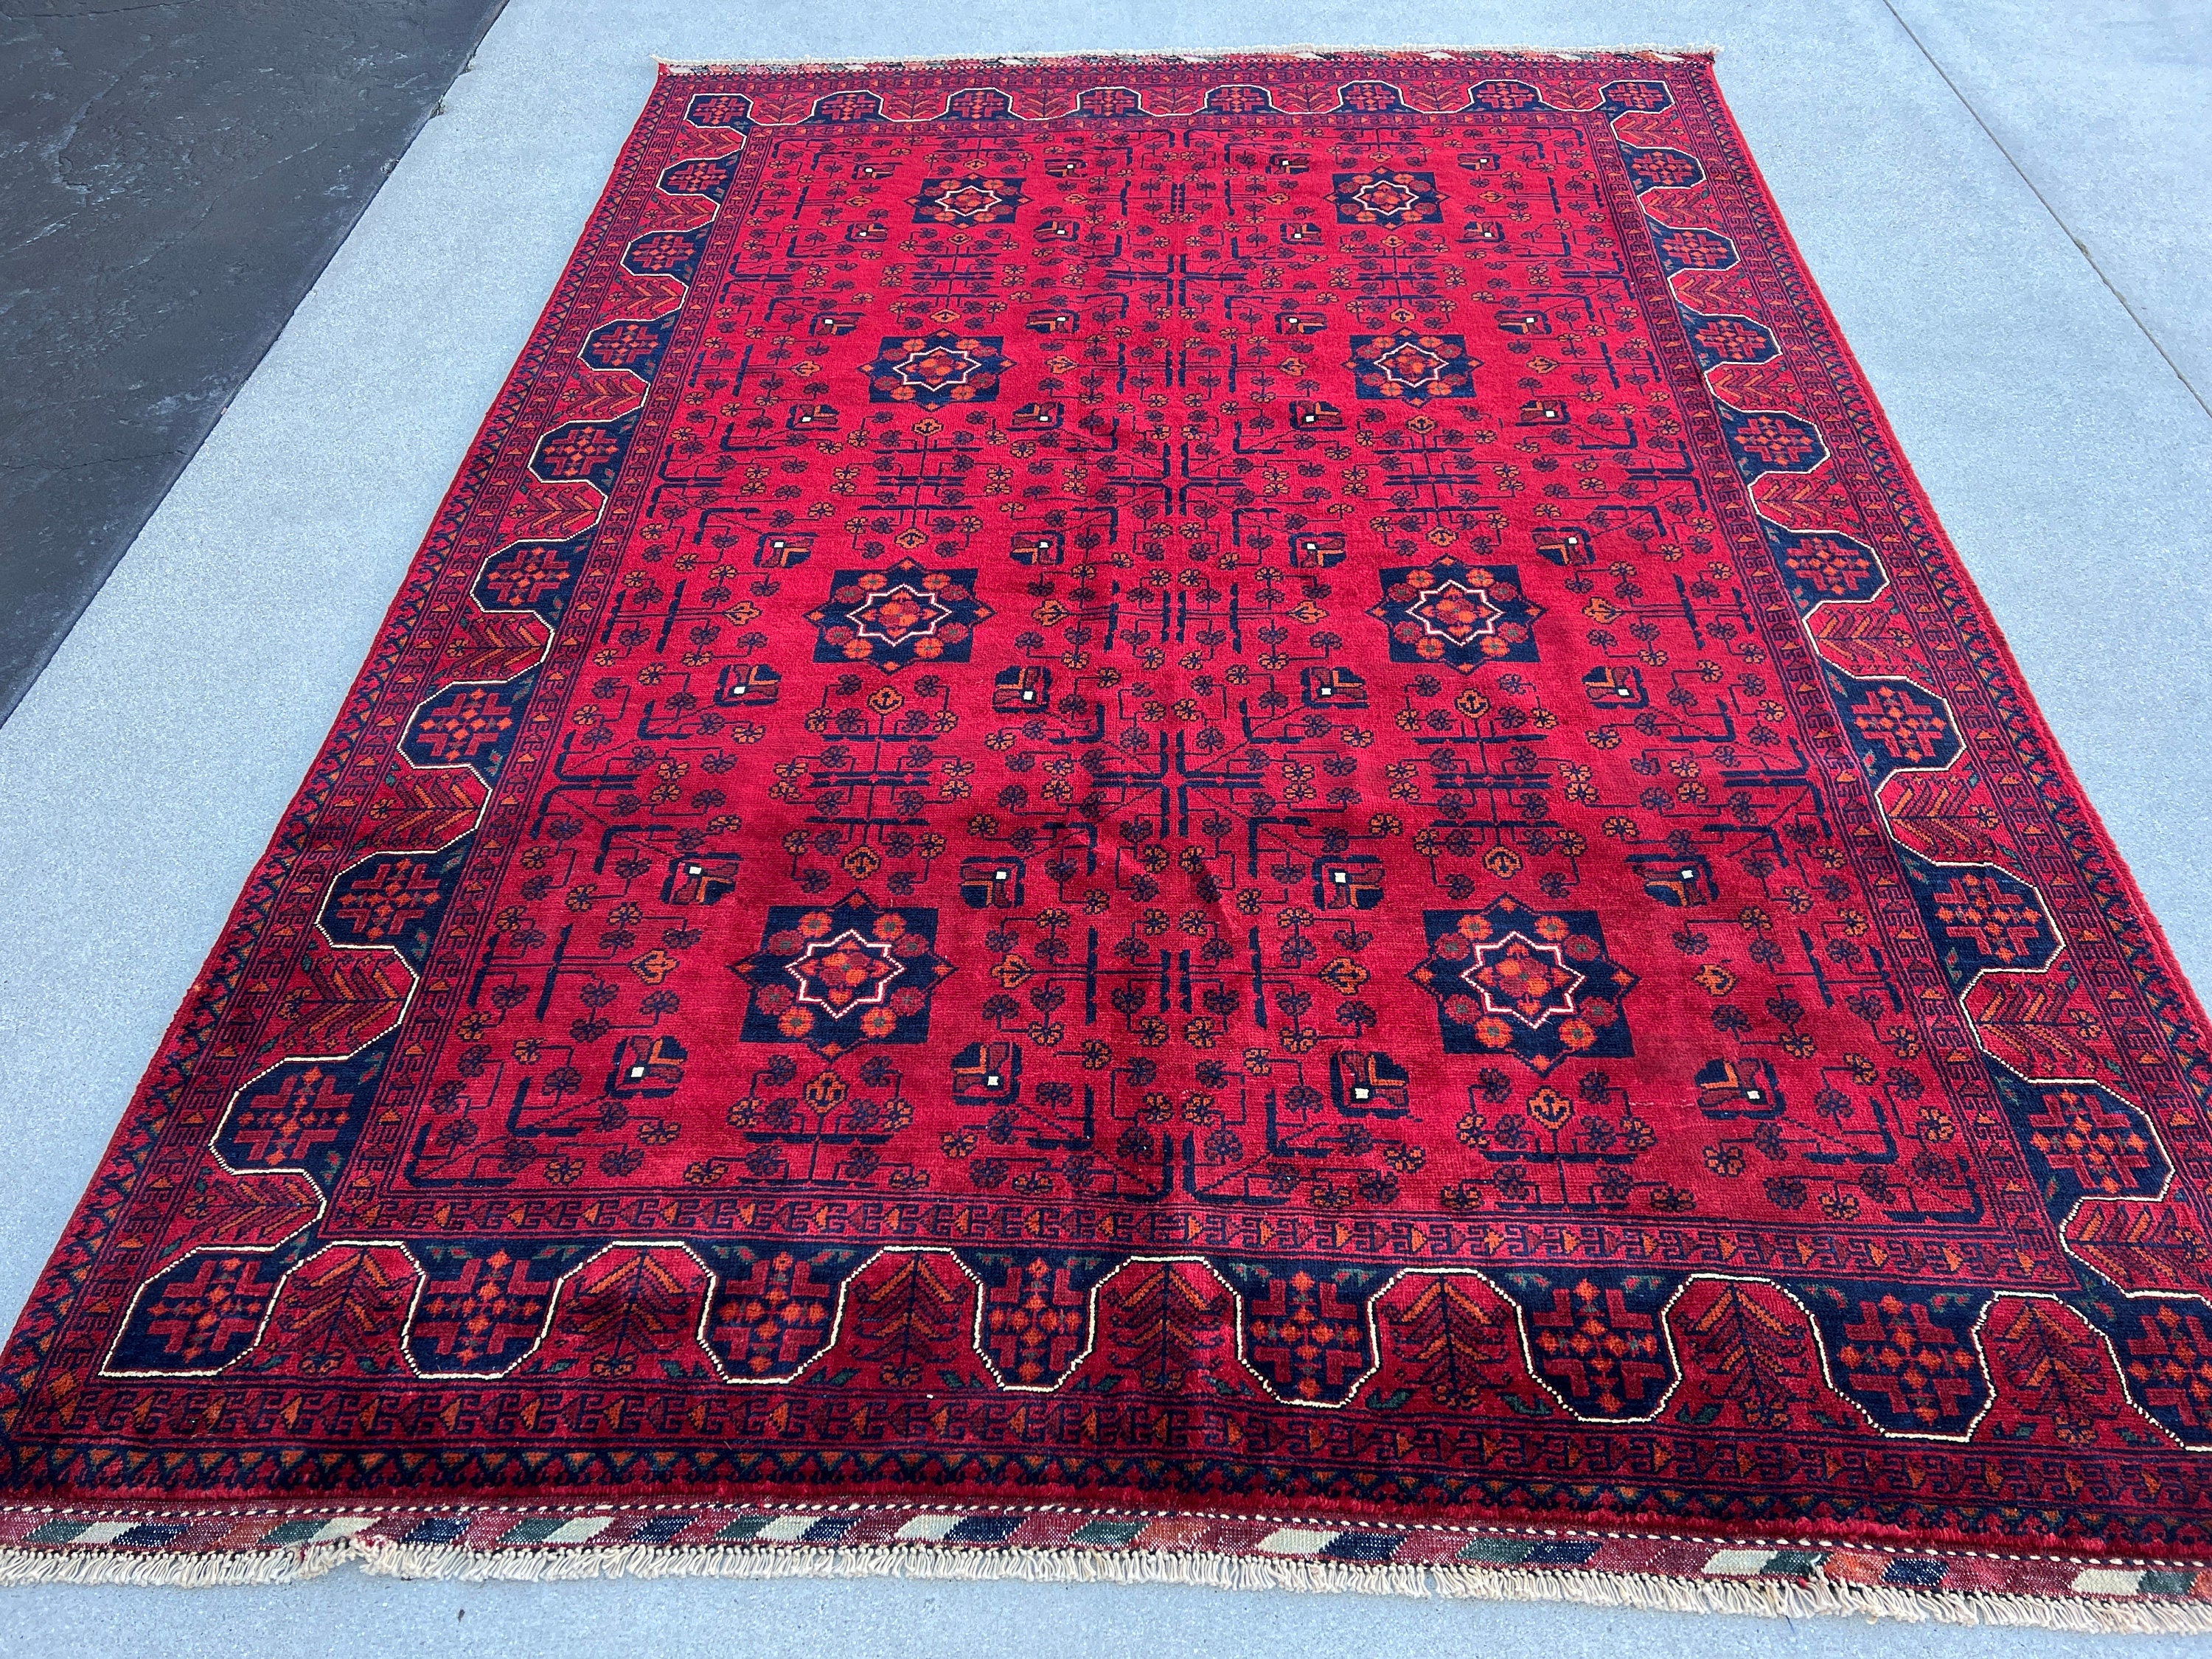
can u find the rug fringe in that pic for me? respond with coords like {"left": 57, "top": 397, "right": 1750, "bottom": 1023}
{"left": 0, "top": 1543, "right": 350, "bottom": 1590}
{"left": 650, "top": 45, "right": 1721, "bottom": 73}
{"left": 0, "top": 1537, "right": 2205, "bottom": 1632}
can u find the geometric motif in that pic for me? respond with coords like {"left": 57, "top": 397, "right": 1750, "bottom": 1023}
{"left": 1765, "top": 524, "right": 1885, "bottom": 608}
{"left": 1329, "top": 168, "right": 1441, "bottom": 223}
{"left": 1217, "top": 1258, "right": 1391, "bottom": 1405}
{"left": 965, "top": 1250, "right": 1120, "bottom": 1390}
{"left": 105, "top": 1249, "right": 295, "bottom": 1376}
{"left": 529, "top": 410, "right": 638, "bottom": 490}
{"left": 399, "top": 671, "right": 533, "bottom": 782}
{"left": 1718, "top": 404, "right": 1826, "bottom": 476}
{"left": 406, "top": 1242, "right": 599, "bottom": 1377}
{"left": 1649, "top": 221, "right": 1736, "bottom": 274}
{"left": 697, "top": 1244, "right": 874, "bottom": 1380}
{"left": 316, "top": 837, "right": 470, "bottom": 967}
{"left": 1900, "top": 852, "right": 2060, "bottom": 984}
{"left": 214, "top": 1043, "right": 388, "bottom": 1195}
{"left": 475, "top": 532, "right": 588, "bottom": 625}
{"left": 1411, "top": 897, "right": 1637, "bottom": 1072}
{"left": 805, "top": 560, "right": 990, "bottom": 670}
{"left": 1348, "top": 329, "right": 1478, "bottom": 404}
{"left": 1677, "top": 307, "right": 1775, "bottom": 371}
{"left": 1834, "top": 671, "right": 1958, "bottom": 779}
{"left": 1495, "top": 1267, "right": 1678, "bottom": 1419}
{"left": 1799, "top": 1282, "right": 1994, "bottom": 1438}
{"left": 2109, "top": 1302, "right": 2212, "bottom": 1442}
{"left": 1622, "top": 146, "right": 1705, "bottom": 192}
{"left": 1995, "top": 1074, "right": 2168, "bottom": 1205}
{"left": 728, "top": 892, "right": 951, "bottom": 1057}
{"left": 859, "top": 331, "right": 1007, "bottom": 407}
{"left": 910, "top": 176, "right": 1027, "bottom": 225}
{"left": 1369, "top": 557, "right": 1540, "bottom": 669}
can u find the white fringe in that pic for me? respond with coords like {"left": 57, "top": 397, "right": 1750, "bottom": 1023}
{"left": 0, "top": 1543, "right": 352, "bottom": 1590}
{"left": 651, "top": 45, "right": 1720, "bottom": 72}
{"left": 1, "top": 1537, "right": 2208, "bottom": 1632}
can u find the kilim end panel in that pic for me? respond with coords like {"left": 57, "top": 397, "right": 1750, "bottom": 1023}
{"left": 4, "top": 49, "right": 2211, "bottom": 1626}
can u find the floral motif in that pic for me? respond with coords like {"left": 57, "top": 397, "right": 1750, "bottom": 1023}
{"left": 22, "top": 55, "right": 2212, "bottom": 1583}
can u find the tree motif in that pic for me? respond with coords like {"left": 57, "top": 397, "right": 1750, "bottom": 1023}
{"left": 1105, "top": 1261, "right": 1232, "bottom": 1394}
{"left": 849, "top": 1252, "right": 969, "bottom": 1388}
{"left": 1676, "top": 1281, "right": 1812, "bottom": 1430}
{"left": 1382, "top": 1274, "right": 1516, "bottom": 1409}
{"left": 2066, "top": 1199, "right": 2212, "bottom": 1299}
{"left": 1984, "top": 1297, "right": 2119, "bottom": 1447}
{"left": 552, "top": 1248, "right": 702, "bottom": 1380}
{"left": 257, "top": 1245, "right": 417, "bottom": 1377}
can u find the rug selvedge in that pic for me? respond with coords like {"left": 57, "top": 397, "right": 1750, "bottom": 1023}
{"left": 4, "top": 49, "right": 2212, "bottom": 1625}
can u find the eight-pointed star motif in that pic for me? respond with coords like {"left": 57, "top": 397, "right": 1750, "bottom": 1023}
{"left": 861, "top": 330, "right": 1007, "bottom": 408}
{"left": 1371, "top": 558, "right": 1542, "bottom": 670}
{"left": 807, "top": 560, "right": 991, "bottom": 671}
{"left": 1412, "top": 897, "right": 1638, "bottom": 1072}
{"left": 1369, "top": 335, "right": 1451, "bottom": 394}
{"left": 732, "top": 893, "right": 953, "bottom": 1057}
{"left": 851, "top": 584, "right": 952, "bottom": 647}
{"left": 911, "top": 174, "right": 1028, "bottom": 225}
{"left": 1463, "top": 933, "right": 1587, "bottom": 1029}
{"left": 1331, "top": 167, "right": 1442, "bottom": 223}
{"left": 787, "top": 929, "right": 907, "bottom": 1018}
{"left": 1348, "top": 328, "right": 1476, "bottom": 405}
{"left": 1406, "top": 577, "right": 1502, "bottom": 647}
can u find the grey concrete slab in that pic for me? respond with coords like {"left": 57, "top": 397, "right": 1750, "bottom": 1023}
{"left": 0, "top": 0, "right": 2205, "bottom": 1651}
{"left": 1883, "top": 0, "right": 2212, "bottom": 411}
{"left": 0, "top": 0, "right": 511, "bottom": 726}
{"left": 10, "top": 1564, "right": 2212, "bottom": 1659}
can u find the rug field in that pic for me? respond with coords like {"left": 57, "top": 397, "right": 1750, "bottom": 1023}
{"left": 4, "top": 49, "right": 2211, "bottom": 1627}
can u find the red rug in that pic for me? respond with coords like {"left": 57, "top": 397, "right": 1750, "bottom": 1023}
{"left": 4, "top": 49, "right": 2210, "bottom": 1625}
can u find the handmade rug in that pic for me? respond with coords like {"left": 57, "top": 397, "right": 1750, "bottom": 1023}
{"left": 4, "top": 48, "right": 2209, "bottom": 1628}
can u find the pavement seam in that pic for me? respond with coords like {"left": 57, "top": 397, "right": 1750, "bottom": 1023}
{"left": 1877, "top": 0, "right": 2211, "bottom": 426}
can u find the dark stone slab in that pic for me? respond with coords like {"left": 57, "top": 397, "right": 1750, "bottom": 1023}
{"left": 0, "top": 0, "right": 511, "bottom": 723}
